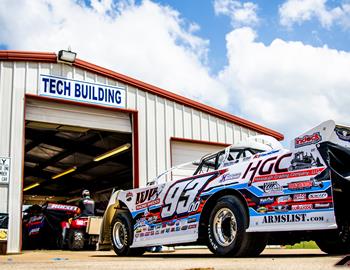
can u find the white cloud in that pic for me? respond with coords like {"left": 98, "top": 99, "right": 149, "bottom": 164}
{"left": 0, "top": 0, "right": 228, "bottom": 107}
{"left": 219, "top": 27, "right": 350, "bottom": 143}
{"left": 1, "top": 0, "right": 349, "bottom": 144}
{"left": 279, "top": 0, "right": 350, "bottom": 29}
{"left": 214, "top": 0, "right": 259, "bottom": 27}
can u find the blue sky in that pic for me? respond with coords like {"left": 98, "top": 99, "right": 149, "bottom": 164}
{"left": 153, "top": 0, "right": 350, "bottom": 73}
{"left": 1, "top": 0, "right": 350, "bottom": 143}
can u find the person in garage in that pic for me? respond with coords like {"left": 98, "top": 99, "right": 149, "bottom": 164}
{"left": 78, "top": 190, "right": 95, "bottom": 216}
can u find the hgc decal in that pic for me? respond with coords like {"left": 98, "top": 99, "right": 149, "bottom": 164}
{"left": 243, "top": 153, "right": 292, "bottom": 184}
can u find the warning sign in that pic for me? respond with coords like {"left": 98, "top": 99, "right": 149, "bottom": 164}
{"left": 0, "top": 157, "right": 10, "bottom": 184}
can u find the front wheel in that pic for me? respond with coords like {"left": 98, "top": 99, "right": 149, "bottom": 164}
{"left": 110, "top": 211, "right": 145, "bottom": 256}
{"left": 207, "top": 196, "right": 248, "bottom": 256}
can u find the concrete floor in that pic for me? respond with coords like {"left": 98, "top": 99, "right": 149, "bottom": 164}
{"left": 0, "top": 248, "right": 343, "bottom": 270}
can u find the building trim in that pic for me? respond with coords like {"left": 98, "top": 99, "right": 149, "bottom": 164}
{"left": 171, "top": 137, "right": 230, "bottom": 148}
{"left": 0, "top": 50, "right": 284, "bottom": 140}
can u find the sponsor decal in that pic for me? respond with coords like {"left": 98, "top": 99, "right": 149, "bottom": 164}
{"left": 257, "top": 206, "right": 268, "bottom": 213}
{"left": 314, "top": 203, "right": 330, "bottom": 209}
{"left": 220, "top": 173, "right": 241, "bottom": 182}
{"left": 259, "top": 197, "right": 274, "bottom": 205}
{"left": 126, "top": 192, "right": 133, "bottom": 202}
{"left": 308, "top": 192, "right": 328, "bottom": 200}
{"left": 29, "top": 227, "right": 40, "bottom": 236}
{"left": 46, "top": 203, "right": 78, "bottom": 212}
{"left": 277, "top": 195, "right": 291, "bottom": 203}
{"left": 253, "top": 149, "right": 280, "bottom": 159}
{"left": 291, "top": 204, "right": 313, "bottom": 210}
{"left": 263, "top": 213, "right": 324, "bottom": 224}
{"left": 244, "top": 153, "right": 293, "bottom": 183}
{"left": 288, "top": 180, "right": 313, "bottom": 190}
{"left": 263, "top": 182, "right": 283, "bottom": 193}
{"left": 335, "top": 127, "right": 350, "bottom": 142}
{"left": 273, "top": 205, "right": 289, "bottom": 212}
{"left": 136, "top": 187, "right": 160, "bottom": 210}
{"left": 254, "top": 168, "right": 325, "bottom": 183}
{"left": 263, "top": 213, "right": 307, "bottom": 224}
{"left": 293, "top": 193, "right": 307, "bottom": 202}
{"left": 0, "top": 229, "right": 7, "bottom": 241}
{"left": 295, "top": 132, "right": 322, "bottom": 148}
{"left": 187, "top": 217, "right": 197, "bottom": 223}
{"left": 188, "top": 224, "right": 197, "bottom": 229}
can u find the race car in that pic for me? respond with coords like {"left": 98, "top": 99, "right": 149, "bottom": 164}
{"left": 98, "top": 120, "right": 350, "bottom": 256}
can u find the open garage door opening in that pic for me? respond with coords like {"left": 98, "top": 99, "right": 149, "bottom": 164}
{"left": 23, "top": 120, "right": 133, "bottom": 203}
{"left": 22, "top": 120, "right": 133, "bottom": 250}
{"left": 21, "top": 99, "right": 134, "bottom": 250}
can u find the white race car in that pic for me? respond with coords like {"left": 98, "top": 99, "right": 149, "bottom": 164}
{"left": 98, "top": 120, "right": 350, "bottom": 256}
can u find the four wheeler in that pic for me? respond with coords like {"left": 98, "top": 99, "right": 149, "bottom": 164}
{"left": 64, "top": 216, "right": 101, "bottom": 250}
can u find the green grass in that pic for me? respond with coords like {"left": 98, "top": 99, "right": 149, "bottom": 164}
{"left": 285, "top": 241, "right": 319, "bottom": 249}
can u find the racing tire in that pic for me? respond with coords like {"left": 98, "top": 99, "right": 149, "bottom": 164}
{"left": 207, "top": 195, "right": 248, "bottom": 256}
{"left": 235, "top": 232, "right": 268, "bottom": 257}
{"left": 68, "top": 229, "right": 85, "bottom": 250}
{"left": 315, "top": 226, "right": 350, "bottom": 255}
{"left": 110, "top": 211, "right": 146, "bottom": 256}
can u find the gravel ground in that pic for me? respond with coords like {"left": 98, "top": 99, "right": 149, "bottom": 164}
{"left": 0, "top": 248, "right": 343, "bottom": 270}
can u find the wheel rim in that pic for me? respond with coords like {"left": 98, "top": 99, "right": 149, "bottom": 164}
{"left": 112, "top": 221, "right": 126, "bottom": 249}
{"left": 213, "top": 207, "right": 237, "bottom": 247}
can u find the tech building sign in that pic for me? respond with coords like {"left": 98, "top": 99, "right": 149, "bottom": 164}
{"left": 39, "top": 74, "right": 126, "bottom": 108}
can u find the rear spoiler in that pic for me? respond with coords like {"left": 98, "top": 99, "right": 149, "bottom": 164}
{"left": 291, "top": 120, "right": 350, "bottom": 150}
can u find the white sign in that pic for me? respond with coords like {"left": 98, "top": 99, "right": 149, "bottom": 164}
{"left": 0, "top": 157, "right": 10, "bottom": 184}
{"left": 39, "top": 74, "right": 126, "bottom": 108}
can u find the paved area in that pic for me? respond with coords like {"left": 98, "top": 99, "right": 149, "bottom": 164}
{"left": 0, "top": 248, "right": 343, "bottom": 270}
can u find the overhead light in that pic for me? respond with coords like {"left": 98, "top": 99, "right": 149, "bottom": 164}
{"left": 58, "top": 125, "right": 90, "bottom": 133}
{"left": 52, "top": 166, "right": 77, "bottom": 180}
{"left": 27, "top": 121, "right": 60, "bottom": 130}
{"left": 23, "top": 183, "right": 40, "bottom": 192}
{"left": 57, "top": 49, "right": 77, "bottom": 64}
{"left": 93, "top": 143, "right": 131, "bottom": 162}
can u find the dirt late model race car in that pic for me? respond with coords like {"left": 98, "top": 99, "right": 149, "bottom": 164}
{"left": 98, "top": 120, "right": 350, "bottom": 256}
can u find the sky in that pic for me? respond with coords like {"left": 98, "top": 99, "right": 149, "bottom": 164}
{"left": 1, "top": 0, "right": 350, "bottom": 145}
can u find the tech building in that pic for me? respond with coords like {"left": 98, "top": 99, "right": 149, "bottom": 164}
{"left": 0, "top": 50, "right": 283, "bottom": 253}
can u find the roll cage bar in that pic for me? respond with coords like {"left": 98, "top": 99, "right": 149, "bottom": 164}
{"left": 148, "top": 146, "right": 263, "bottom": 185}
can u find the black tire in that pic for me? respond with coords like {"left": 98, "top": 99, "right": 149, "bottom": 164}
{"left": 315, "top": 226, "right": 350, "bottom": 255}
{"left": 68, "top": 229, "right": 85, "bottom": 250}
{"left": 110, "top": 211, "right": 146, "bottom": 256}
{"left": 236, "top": 232, "right": 268, "bottom": 257}
{"left": 207, "top": 195, "right": 248, "bottom": 256}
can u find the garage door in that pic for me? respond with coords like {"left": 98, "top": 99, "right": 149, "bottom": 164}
{"left": 26, "top": 99, "right": 131, "bottom": 133}
{"left": 171, "top": 140, "right": 228, "bottom": 180}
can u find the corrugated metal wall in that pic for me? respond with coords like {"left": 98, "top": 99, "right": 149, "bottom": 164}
{"left": 126, "top": 86, "right": 258, "bottom": 183}
{"left": 0, "top": 60, "right": 258, "bottom": 252}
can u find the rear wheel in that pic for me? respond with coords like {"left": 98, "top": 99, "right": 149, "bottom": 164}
{"left": 207, "top": 196, "right": 248, "bottom": 256}
{"left": 315, "top": 224, "right": 350, "bottom": 255}
{"left": 68, "top": 229, "right": 85, "bottom": 250}
{"left": 110, "top": 211, "right": 145, "bottom": 256}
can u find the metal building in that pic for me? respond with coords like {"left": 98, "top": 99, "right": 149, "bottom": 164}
{"left": 0, "top": 50, "right": 283, "bottom": 253}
